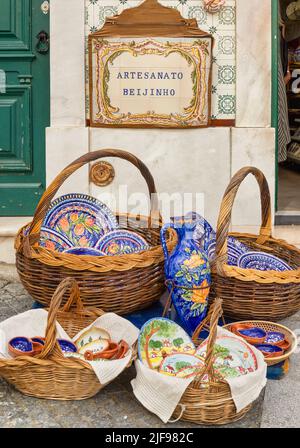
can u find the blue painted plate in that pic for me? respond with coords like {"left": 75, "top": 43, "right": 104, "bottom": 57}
{"left": 39, "top": 227, "right": 73, "bottom": 252}
{"left": 207, "top": 236, "right": 249, "bottom": 266}
{"left": 237, "top": 251, "right": 292, "bottom": 271}
{"left": 43, "top": 194, "right": 118, "bottom": 248}
{"left": 64, "top": 247, "right": 106, "bottom": 256}
{"left": 95, "top": 229, "right": 149, "bottom": 256}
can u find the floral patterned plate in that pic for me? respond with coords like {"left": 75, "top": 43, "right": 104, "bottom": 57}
{"left": 43, "top": 194, "right": 118, "bottom": 248}
{"left": 196, "top": 335, "right": 258, "bottom": 380}
{"left": 237, "top": 251, "right": 292, "bottom": 271}
{"left": 95, "top": 229, "right": 149, "bottom": 256}
{"left": 39, "top": 227, "right": 73, "bottom": 252}
{"left": 64, "top": 247, "right": 106, "bottom": 257}
{"left": 159, "top": 353, "right": 205, "bottom": 379}
{"left": 207, "top": 236, "right": 249, "bottom": 266}
{"left": 138, "top": 317, "right": 195, "bottom": 370}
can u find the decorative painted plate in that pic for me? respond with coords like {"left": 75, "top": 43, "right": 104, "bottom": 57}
{"left": 196, "top": 335, "right": 258, "bottom": 380}
{"left": 237, "top": 251, "right": 292, "bottom": 272}
{"left": 138, "top": 317, "right": 195, "bottom": 370}
{"left": 74, "top": 327, "right": 110, "bottom": 350}
{"left": 64, "top": 247, "right": 106, "bottom": 257}
{"left": 95, "top": 229, "right": 149, "bottom": 256}
{"left": 159, "top": 353, "right": 205, "bottom": 379}
{"left": 207, "top": 236, "right": 249, "bottom": 266}
{"left": 265, "top": 331, "right": 285, "bottom": 345}
{"left": 43, "top": 194, "right": 118, "bottom": 248}
{"left": 39, "top": 227, "right": 73, "bottom": 252}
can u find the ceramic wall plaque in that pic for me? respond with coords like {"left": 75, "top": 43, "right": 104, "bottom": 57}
{"left": 88, "top": 0, "right": 213, "bottom": 129}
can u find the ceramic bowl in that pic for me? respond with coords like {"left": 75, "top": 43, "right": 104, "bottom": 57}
{"left": 265, "top": 331, "right": 285, "bottom": 345}
{"left": 95, "top": 229, "right": 149, "bottom": 256}
{"left": 58, "top": 339, "right": 77, "bottom": 353}
{"left": 233, "top": 324, "right": 267, "bottom": 345}
{"left": 8, "top": 337, "right": 35, "bottom": 358}
{"left": 77, "top": 339, "right": 110, "bottom": 357}
{"left": 117, "top": 340, "right": 130, "bottom": 359}
{"left": 31, "top": 337, "right": 45, "bottom": 355}
{"left": 84, "top": 341, "right": 119, "bottom": 361}
{"left": 254, "top": 344, "right": 284, "bottom": 358}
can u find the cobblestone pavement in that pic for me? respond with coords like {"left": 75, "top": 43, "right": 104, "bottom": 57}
{"left": 0, "top": 277, "right": 298, "bottom": 428}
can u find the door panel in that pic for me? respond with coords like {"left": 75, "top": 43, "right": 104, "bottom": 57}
{"left": 0, "top": 0, "right": 49, "bottom": 215}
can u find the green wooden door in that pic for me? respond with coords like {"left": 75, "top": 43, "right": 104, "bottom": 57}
{"left": 0, "top": 0, "right": 49, "bottom": 216}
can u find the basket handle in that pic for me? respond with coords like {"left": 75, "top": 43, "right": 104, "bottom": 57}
{"left": 214, "top": 166, "right": 272, "bottom": 271}
{"left": 38, "top": 277, "right": 81, "bottom": 359}
{"left": 192, "top": 298, "right": 223, "bottom": 382}
{"left": 27, "top": 149, "right": 159, "bottom": 240}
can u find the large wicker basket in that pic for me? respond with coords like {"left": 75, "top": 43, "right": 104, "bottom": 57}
{"left": 0, "top": 278, "right": 134, "bottom": 400}
{"left": 171, "top": 299, "right": 254, "bottom": 425}
{"left": 210, "top": 166, "right": 300, "bottom": 321}
{"left": 15, "top": 149, "right": 175, "bottom": 313}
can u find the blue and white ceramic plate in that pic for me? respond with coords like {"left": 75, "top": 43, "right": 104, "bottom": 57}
{"left": 207, "top": 237, "right": 249, "bottom": 266}
{"left": 39, "top": 227, "right": 73, "bottom": 252}
{"left": 237, "top": 251, "right": 292, "bottom": 272}
{"left": 43, "top": 194, "right": 118, "bottom": 248}
{"left": 64, "top": 247, "right": 106, "bottom": 257}
{"left": 95, "top": 229, "right": 149, "bottom": 256}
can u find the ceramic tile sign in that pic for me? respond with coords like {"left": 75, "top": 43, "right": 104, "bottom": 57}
{"left": 89, "top": 37, "right": 212, "bottom": 128}
{"left": 88, "top": 0, "right": 213, "bottom": 128}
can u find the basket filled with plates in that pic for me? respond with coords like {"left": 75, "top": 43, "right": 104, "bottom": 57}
{"left": 0, "top": 278, "right": 136, "bottom": 400}
{"left": 132, "top": 299, "right": 267, "bottom": 426}
{"left": 223, "top": 321, "right": 297, "bottom": 367}
{"left": 208, "top": 166, "right": 300, "bottom": 321}
{"left": 15, "top": 149, "right": 176, "bottom": 313}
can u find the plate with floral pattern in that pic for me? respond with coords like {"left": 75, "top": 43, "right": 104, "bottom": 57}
{"left": 95, "top": 229, "right": 149, "bottom": 256}
{"left": 138, "top": 317, "right": 195, "bottom": 370}
{"left": 43, "top": 194, "right": 118, "bottom": 248}
{"left": 237, "top": 251, "right": 292, "bottom": 271}
{"left": 196, "top": 335, "right": 258, "bottom": 380}
{"left": 64, "top": 247, "right": 106, "bottom": 257}
{"left": 159, "top": 353, "right": 205, "bottom": 378}
{"left": 39, "top": 227, "right": 73, "bottom": 252}
{"left": 207, "top": 237, "right": 249, "bottom": 266}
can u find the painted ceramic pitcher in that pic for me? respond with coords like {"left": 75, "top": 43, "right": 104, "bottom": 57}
{"left": 161, "top": 214, "right": 212, "bottom": 336}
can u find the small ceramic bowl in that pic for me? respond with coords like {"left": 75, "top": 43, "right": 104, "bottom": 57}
{"left": 8, "top": 337, "right": 35, "bottom": 358}
{"left": 58, "top": 339, "right": 77, "bottom": 353}
{"left": 116, "top": 340, "right": 129, "bottom": 359}
{"left": 84, "top": 342, "right": 119, "bottom": 361}
{"left": 265, "top": 331, "right": 285, "bottom": 346}
{"left": 231, "top": 324, "right": 267, "bottom": 345}
{"left": 255, "top": 344, "right": 284, "bottom": 358}
{"left": 31, "top": 337, "right": 45, "bottom": 355}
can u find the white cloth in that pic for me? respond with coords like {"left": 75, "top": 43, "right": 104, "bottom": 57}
{"left": 131, "top": 326, "right": 267, "bottom": 423}
{"left": 0, "top": 309, "right": 139, "bottom": 386}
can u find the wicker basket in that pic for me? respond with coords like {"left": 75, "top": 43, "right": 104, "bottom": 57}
{"left": 223, "top": 320, "right": 298, "bottom": 367}
{"left": 171, "top": 299, "right": 254, "bottom": 425}
{"left": 0, "top": 277, "right": 135, "bottom": 400}
{"left": 209, "top": 166, "right": 300, "bottom": 321}
{"left": 15, "top": 149, "right": 176, "bottom": 313}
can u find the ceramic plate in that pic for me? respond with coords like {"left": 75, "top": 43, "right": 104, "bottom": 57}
{"left": 138, "top": 317, "right": 195, "bottom": 370}
{"left": 196, "top": 335, "right": 258, "bottom": 380}
{"left": 95, "top": 229, "right": 149, "bottom": 256}
{"left": 77, "top": 339, "right": 109, "bottom": 356}
{"left": 64, "top": 247, "right": 106, "bottom": 257}
{"left": 237, "top": 251, "right": 292, "bottom": 271}
{"left": 43, "top": 194, "right": 118, "bottom": 248}
{"left": 207, "top": 237, "right": 248, "bottom": 266}
{"left": 74, "top": 327, "right": 111, "bottom": 350}
{"left": 159, "top": 353, "right": 205, "bottom": 378}
{"left": 39, "top": 227, "right": 73, "bottom": 252}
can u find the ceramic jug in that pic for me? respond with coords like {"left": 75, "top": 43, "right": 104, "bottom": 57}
{"left": 161, "top": 215, "right": 211, "bottom": 336}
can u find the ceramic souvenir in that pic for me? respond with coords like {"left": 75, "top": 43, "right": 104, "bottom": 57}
{"left": 265, "top": 331, "right": 285, "bottom": 345}
{"left": 58, "top": 339, "right": 77, "bottom": 353}
{"left": 161, "top": 219, "right": 211, "bottom": 335}
{"left": 95, "top": 229, "right": 149, "bottom": 255}
{"left": 234, "top": 325, "right": 267, "bottom": 345}
{"left": 74, "top": 327, "right": 110, "bottom": 350}
{"left": 203, "top": 0, "right": 225, "bottom": 14}
{"left": 237, "top": 251, "right": 292, "bottom": 271}
{"left": 64, "top": 247, "right": 106, "bottom": 256}
{"left": 31, "top": 337, "right": 45, "bottom": 355}
{"left": 159, "top": 353, "right": 205, "bottom": 379}
{"left": 207, "top": 236, "right": 249, "bottom": 266}
{"left": 254, "top": 344, "right": 284, "bottom": 358}
{"left": 196, "top": 335, "right": 258, "bottom": 380}
{"left": 8, "top": 337, "right": 34, "bottom": 358}
{"left": 77, "top": 339, "right": 110, "bottom": 357}
{"left": 138, "top": 317, "right": 195, "bottom": 370}
{"left": 39, "top": 227, "right": 73, "bottom": 252}
{"left": 171, "top": 212, "right": 215, "bottom": 252}
{"left": 84, "top": 341, "right": 119, "bottom": 361}
{"left": 43, "top": 193, "right": 118, "bottom": 248}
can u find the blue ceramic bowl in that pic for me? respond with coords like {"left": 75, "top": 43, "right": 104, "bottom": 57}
{"left": 58, "top": 339, "right": 77, "bottom": 353}
{"left": 239, "top": 327, "right": 267, "bottom": 339}
{"left": 265, "top": 331, "right": 285, "bottom": 345}
{"left": 255, "top": 344, "right": 284, "bottom": 357}
{"left": 9, "top": 337, "right": 34, "bottom": 357}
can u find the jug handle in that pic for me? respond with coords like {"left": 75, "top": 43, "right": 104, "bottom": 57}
{"left": 160, "top": 223, "right": 176, "bottom": 265}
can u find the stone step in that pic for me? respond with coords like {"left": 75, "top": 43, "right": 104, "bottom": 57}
{"left": 0, "top": 217, "right": 31, "bottom": 265}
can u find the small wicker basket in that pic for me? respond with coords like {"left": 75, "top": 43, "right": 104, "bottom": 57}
{"left": 210, "top": 166, "right": 300, "bottom": 321}
{"left": 0, "top": 278, "right": 134, "bottom": 400}
{"left": 15, "top": 149, "right": 176, "bottom": 313}
{"left": 171, "top": 299, "right": 256, "bottom": 425}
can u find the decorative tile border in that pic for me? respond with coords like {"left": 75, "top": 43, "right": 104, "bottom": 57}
{"left": 85, "top": 0, "right": 236, "bottom": 121}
